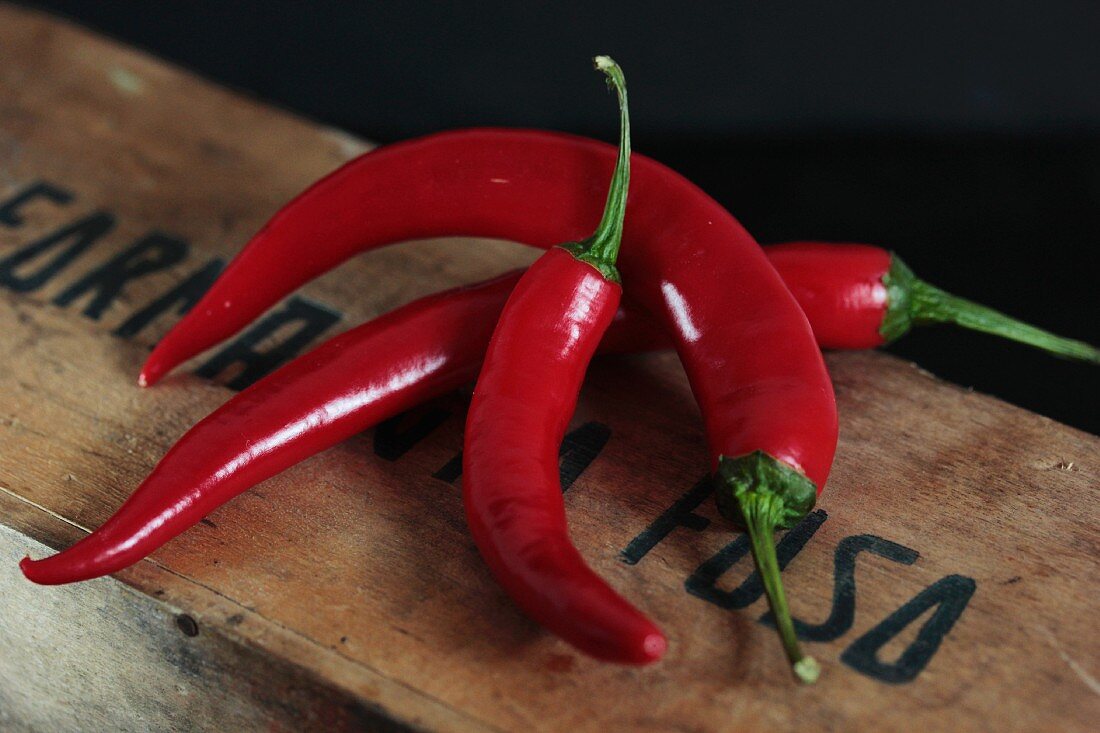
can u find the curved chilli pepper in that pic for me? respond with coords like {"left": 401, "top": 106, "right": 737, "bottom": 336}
{"left": 138, "top": 158, "right": 1099, "bottom": 381}
{"left": 20, "top": 273, "right": 520, "bottom": 585}
{"left": 136, "top": 102, "right": 837, "bottom": 678}
{"left": 768, "top": 242, "right": 1100, "bottom": 360}
{"left": 463, "top": 58, "right": 665, "bottom": 665}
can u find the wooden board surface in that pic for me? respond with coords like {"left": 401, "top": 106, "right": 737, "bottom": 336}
{"left": 1, "top": 5, "right": 1098, "bottom": 731}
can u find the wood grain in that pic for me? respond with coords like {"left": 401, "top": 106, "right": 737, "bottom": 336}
{"left": 0, "top": 5, "right": 1098, "bottom": 731}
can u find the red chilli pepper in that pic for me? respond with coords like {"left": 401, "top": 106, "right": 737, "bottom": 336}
{"left": 768, "top": 242, "right": 1100, "bottom": 360}
{"left": 461, "top": 58, "right": 665, "bottom": 665}
{"left": 108, "top": 86, "right": 840, "bottom": 677}
{"left": 20, "top": 272, "right": 521, "bottom": 585}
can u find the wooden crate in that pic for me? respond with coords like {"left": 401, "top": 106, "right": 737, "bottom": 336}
{"left": 1, "top": 5, "right": 1097, "bottom": 731}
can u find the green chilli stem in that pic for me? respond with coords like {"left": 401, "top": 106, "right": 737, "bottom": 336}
{"left": 881, "top": 255, "right": 1100, "bottom": 364}
{"left": 561, "top": 55, "right": 630, "bottom": 283}
{"left": 715, "top": 452, "right": 819, "bottom": 684}
{"left": 740, "top": 492, "right": 820, "bottom": 684}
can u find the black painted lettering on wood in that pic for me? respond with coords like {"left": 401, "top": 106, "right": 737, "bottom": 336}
{"left": 760, "top": 534, "right": 919, "bottom": 642}
{"left": 619, "top": 475, "right": 713, "bottom": 565}
{"left": 374, "top": 407, "right": 452, "bottom": 461}
{"left": 196, "top": 295, "right": 341, "bottom": 390}
{"left": 432, "top": 451, "right": 463, "bottom": 484}
{"left": 841, "top": 574, "right": 977, "bottom": 684}
{"left": 557, "top": 421, "right": 611, "bottom": 491}
{"left": 0, "top": 212, "right": 115, "bottom": 292}
{"left": 115, "top": 258, "right": 226, "bottom": 338}
{"left": 432, "top": 421, "right": 612, "bottom": 491}
{"left": 685, "top": 510, "right": 828, "bottom": 609}
{"left": 0, "top": 181, "right": 73, "bottom": 227}
{"left": 53, "top": 231, "right": 189, "bottom": 319}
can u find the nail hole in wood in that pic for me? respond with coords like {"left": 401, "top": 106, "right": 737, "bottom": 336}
{"left": 176, "top": 614, "right": 199, "bottom": 637}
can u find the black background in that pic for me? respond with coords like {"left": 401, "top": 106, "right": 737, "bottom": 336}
{"left": 19, "top": 1, "right": 1100, "bottom": 434}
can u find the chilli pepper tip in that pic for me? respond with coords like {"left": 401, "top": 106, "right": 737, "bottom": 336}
{"left": 20, "top": 551, "right": 103, "bottom": 586}
{"left": 138, "top": 356, "right": 165, "bottom": 388}
{"left": 641, "top": 631, "right": 668, "bottom": 663}
{"left": 20, "top": 553, "right": 69, "bottom": 586}
{"left": 18, "top": 555, "right": 49, "bottom": 584}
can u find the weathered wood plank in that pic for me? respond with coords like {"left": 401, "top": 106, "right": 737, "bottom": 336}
{"left": 0, "top": 516, "right": 427, "bottom": 733}
{"left": 1, "top": 4, "right": 1098, "bottom": 732}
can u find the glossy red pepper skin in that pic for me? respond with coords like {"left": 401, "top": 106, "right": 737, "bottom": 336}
{"left": 617, "top": 184, "right": 836, "bottom": 491}
{"left": 463, "top": 249, "right": 665, "bottom": 664}
{"left": 765, "top": 242, "right": 891, "bottom": 349}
